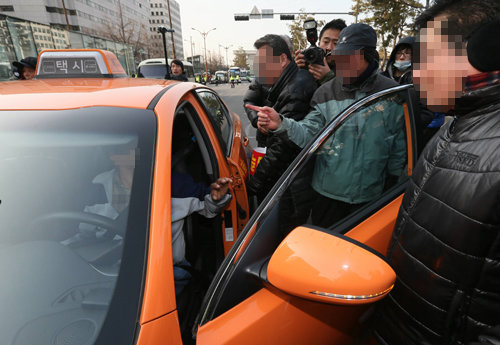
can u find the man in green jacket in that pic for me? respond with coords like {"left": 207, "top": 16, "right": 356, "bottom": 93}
{"left": 248, "top": 23, "right": 406, "bottom": 227}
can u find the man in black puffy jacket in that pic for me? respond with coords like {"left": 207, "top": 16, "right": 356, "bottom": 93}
{"left": 243, "top": 79, "right": 271, "bottom": 147}
{"left": 373, "top": 1, "right": 500, "bottom": 344}
{"left": 246, "top": 34, "right": 317, "bottom": 201}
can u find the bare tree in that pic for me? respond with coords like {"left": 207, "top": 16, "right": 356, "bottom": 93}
{"left": 287, "top": 9, "right": 325, "bottom": 51}
{"left": 353, "top": 0, "right": 423, "bottom": 64}
{"left": 96, "top": 0, "right": 150, "bottom": 63}
{"left": 206, "top": 51, "right": 225, "bottom": 73}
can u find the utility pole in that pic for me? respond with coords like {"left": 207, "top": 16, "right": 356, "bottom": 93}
{"left": 61, "top": 0, "right": 71, "bottom": 31}
{"left": 192, "top": 27, "right": 216, "bottom": 76}
{"left": 166, "top": 0, "right": 176, "bottom": 59}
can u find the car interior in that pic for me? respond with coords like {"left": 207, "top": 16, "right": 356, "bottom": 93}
{"left": 172, "top": 103, "right": 229, "bottom": 342}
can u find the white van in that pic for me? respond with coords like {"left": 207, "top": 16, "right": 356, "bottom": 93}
{"left": 137, "top": 58, "right": 195, "bottom": 81}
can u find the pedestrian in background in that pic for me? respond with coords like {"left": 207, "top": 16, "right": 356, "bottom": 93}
{"left": 382, "top": 36, "right": 436, "bottom": 153}
{"left": 12, "top": 57, "right": 37, "bottom": 80}
{"left": 170, "top": 59, "right": 188, "bottom": 81}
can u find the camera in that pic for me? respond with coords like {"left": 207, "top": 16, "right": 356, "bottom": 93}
{"left": 302, "top": 19, "right": 324, "bottom": 66}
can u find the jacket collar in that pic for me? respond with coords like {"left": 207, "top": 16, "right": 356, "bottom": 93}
{"left": 455, "top": 82, "right": 500, "bottom": 117}
{"left": 340, "top": 60, "right": 380, "bottom": 93}
{"left": 268, "top": 61, "right": 298, "bottom": 103}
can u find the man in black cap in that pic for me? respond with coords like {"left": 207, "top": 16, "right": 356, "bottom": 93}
{"left": 12, "top": 57, "right": 37, "bottom": 80}
{"left": 248, "top": 23, "right": 403, "bottom": 226}
{"left": 372, "top": 0, "right": 500, "bottom": 344}
{"left": 170, "top": 59, "right": 188, "bottom": 81}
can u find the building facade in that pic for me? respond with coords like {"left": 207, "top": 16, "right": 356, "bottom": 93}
{"left": 0, "top": 0, "right": 151, "bottom": 62}
{"left": 0, "top": 14, "right": 136, "bottom": 80}
{"left": 148, "top": 0, "right": 183, "bottom": 60}
{"left": 187, "top": 54, "right": 203, "bottom": 74}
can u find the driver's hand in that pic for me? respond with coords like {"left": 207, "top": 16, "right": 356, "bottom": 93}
{"left": 295, "top": 50, "right": 306, "bottom": 69}
{"left": 210, "top": 177, "right": 232, "bottom": 201}
{"left": 308, "top": 57, "right": 331, "bottom": 80}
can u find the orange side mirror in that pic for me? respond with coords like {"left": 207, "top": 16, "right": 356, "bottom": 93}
{"left": 267, "top": 226, "right": 396, "bottom": 305}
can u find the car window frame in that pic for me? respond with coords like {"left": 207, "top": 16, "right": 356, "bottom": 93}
{"left": 194, "top": 89, "right": 234, "bottom": 157}
{"left": 195, "top": 84, "right": 418, "bottom": 327}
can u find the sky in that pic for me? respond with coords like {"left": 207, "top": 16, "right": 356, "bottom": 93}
{"left": 178, "top": 0, "right": 356, "bottom": 63}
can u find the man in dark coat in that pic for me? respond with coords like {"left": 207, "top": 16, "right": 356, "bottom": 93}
{"left": 243, "top": 79, "right": 271, "bottom": 147}
{"left": 373, "top": 1, "right": 500, "bottom": 344}
{"left": 246, "top": 34, "right": 317, "bottom": 201}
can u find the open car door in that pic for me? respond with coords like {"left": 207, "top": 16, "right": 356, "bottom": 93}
{"left": 194, "top": 84, "right": 419, "bottom": 344}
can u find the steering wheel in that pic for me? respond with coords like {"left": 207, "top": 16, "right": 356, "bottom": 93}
{"left": 32, "top": 211, "right": 123, "bottom": 236}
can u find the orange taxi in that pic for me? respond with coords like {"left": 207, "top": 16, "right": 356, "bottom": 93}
{"left": 0, "top": 49, "right": 420, "bottom": 344}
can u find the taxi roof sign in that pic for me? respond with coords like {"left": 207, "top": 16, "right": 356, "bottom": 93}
{"left": 36, "top": 49, "right": 127, "bottom": 78}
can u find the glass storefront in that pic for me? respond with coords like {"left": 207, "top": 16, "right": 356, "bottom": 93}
{"left": 0, "top": 14, "right": 136, "bottom": 80}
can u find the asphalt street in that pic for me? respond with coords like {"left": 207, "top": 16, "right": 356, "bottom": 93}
{"left": 210, "top": 81, "right": 258, "bottom": 148}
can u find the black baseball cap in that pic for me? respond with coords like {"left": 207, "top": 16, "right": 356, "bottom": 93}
{"left": 13, "top": 56, "right": 37, "bottom": 70}
{"left": 334, "top": 23, "right": 377, "bottom": 54}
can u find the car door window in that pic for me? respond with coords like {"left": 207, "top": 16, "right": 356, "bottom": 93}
{"left": 197, "top": 85, "right": 417, "bottom": 325}
{"left": 196, "top": 90, "right": 233, "bottom": 156}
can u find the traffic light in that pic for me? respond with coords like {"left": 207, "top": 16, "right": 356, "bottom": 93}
{"left": 234, "top": 15, "right": 250, "bottom": 21}
{"left": 280, "top": 14, "right": 295, "bottom": 20}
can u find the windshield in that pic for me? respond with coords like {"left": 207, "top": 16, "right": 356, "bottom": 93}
{"left": 138, "top": 64, "right": 167, "bottom": 79}
{"left": 0, "top": 107, "right": 156, "bottom": 345}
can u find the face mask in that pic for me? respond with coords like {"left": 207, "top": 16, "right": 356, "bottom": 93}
{"left": 393, "top": 60, "right": 411, "bottom": 71}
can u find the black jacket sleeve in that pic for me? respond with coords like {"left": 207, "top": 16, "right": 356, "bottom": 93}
{"left": 243, "top": 80, "right": 269, "bottom": 128}
{"left": 277, "top": 70, "right": 317, "bottom": 121}
{"left": 247, "top": 132, "right": 301, "bottom": 197}
{"left": 468, "top": 325, "right": 500, "bottom": 345}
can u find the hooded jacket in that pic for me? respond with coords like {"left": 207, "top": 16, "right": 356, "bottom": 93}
{"left": 382, "top": 37, "right": 434, "bottom": 151}
{"left": 382, "top": 37, "right": 415, "bottom": 84}
{"left": 247, "top": 61, "right": 317, "bottom": 198}
{"left": 374, "top": 83, "right": 500, "bottom": 345}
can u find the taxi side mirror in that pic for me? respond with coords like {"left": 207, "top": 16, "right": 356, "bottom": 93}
{"left": 267, "top": 226, "right": 396, "bottom": 305}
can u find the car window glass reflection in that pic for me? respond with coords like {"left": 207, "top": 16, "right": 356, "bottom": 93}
{"left": 0, "top": 108, "right": 152, "bottom": 345}
{"left": 197, "top": 91, "right": 232, "bottom": 154}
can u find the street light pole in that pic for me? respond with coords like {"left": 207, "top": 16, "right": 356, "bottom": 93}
{"left": 219, "top": 44, "right": 232, "bottom": 69}
{"left": 158, "top": 26, "right": 175, "bottom": 79}
{"left": 192, "top": 27, "right": 216, "bottom": 76}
